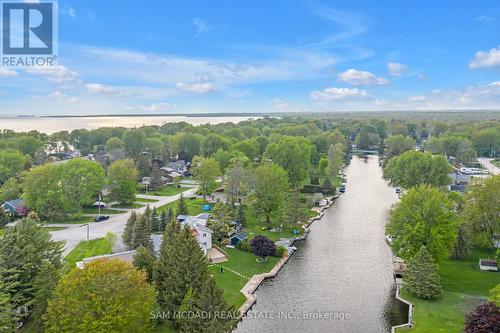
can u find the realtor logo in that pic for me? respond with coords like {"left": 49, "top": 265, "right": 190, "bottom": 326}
{"left": 1, "top": 0, "right": 58, "bottom": 68}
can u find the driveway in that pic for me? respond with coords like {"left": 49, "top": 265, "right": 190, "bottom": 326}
{"left": 477, "top": 157, "right": 500, "bottom": 175}
{"left": 51, "top": 187, "right": 198, "bottom": 257}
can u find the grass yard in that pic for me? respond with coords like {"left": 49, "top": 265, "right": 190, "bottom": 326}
{"left": 151, "top": 185, "right": 186, "bottom": 197}
{"left": 113, "top": 202, "right": 145, "bottom": 209}
{"left": 157, "top": 197, "right": 206, "bottom": 215}
{"left": 209, "top": 248, "right": 280, "bottom": 308}
{"left": 47, "top": 215, "right": 93, "bottom": 224}
{"left": 242, "top": 206, "right": 317, "bottom": 241}
{"left": 492, "top": 158, "right": 500, "bottom": 168}
{"left": 136, "top": 197, "right": 159, "bottom": 203}
{"left": 64, "top": 234, "right": 115, "bottom": 268}
{"left": 82, "top": 207, "right": 125, "bottom": 215}
{"left": 398, "top": 248, "right": 499, "bottom": 332}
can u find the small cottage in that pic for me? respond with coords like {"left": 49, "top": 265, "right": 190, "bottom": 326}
{"left": 230, "top": 232, "right": 247, "bottom": 246}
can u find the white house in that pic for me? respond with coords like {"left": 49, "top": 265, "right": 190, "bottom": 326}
{"left": 177, "top": 213, "right": 213, "bottom": 254}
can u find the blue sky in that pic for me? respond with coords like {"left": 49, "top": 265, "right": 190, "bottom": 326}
{"left": 1, "top": 0, "right": 500, "bottom": 115}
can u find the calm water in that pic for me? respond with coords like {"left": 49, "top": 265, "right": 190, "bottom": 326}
{"left": 0, "top": 115, "right": 257, "bottom": 134}
{"left": 235, "top": 156, "right": 404, "bottom": 333}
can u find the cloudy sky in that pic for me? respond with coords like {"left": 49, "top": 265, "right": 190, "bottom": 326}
{"left": 1, "top": 0, "right": 500, "bottom": 115}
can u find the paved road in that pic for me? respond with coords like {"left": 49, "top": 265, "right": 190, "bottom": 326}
{"left": 478, "top": 157, "right": 500, "bottom": 175}
{"left": 51, "top": 187, "right": 198, "bottom": 257}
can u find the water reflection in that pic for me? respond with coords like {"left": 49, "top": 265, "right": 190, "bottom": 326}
{"left": 235, "top": 156, "right": 404, "bottom": 333}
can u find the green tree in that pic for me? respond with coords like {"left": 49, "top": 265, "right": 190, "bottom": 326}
{"left": 385, "top": 135, "right": 416, "bottom": 158}
{"left": 403, "top": 246, "right": 442, "bottom": 299}
{"left": 150, "top": 207, "right": 159, "bottom": 233}
{"left": 211, "top": 201, "right": 232, "bottom": 239}
{"left": 462, "top": 175, "right": 500, "bottom": 248}
{"left": 265, "top": 137, "right": 312, "bottom": 187}
{"left": 155, "top": 223, "right": 209, "bottom": 326}
{"left": 0, "top": 274, "right": 18, "bottom": 333}
{"left": 236, "top": 204, "right": 246, "bottom": 226}
{"left": 133, "top": 246, "right": 155, "bottom": 283}
{"left": 123, "top": 129, "right": 146, "bottom": 157}
{"left": 29, "top": 261, "right": 61, "bottom": 332}
{"left": 0, "top": 149, "right": 25, "bottom": 184}
{"left": 355, "top": 125, "right": 380, "bottom": 150}
{"left": 191, "top": 156, "right": 220, "bottom": 201}
{"left": 201, "top": 134, "right": 230, "bottom": 156}
{"left": 108, "top": 159, "right": 138, "bottom": 205}
{"left": 285, "top": 189, "right": 308, "bottom": 228}
{"left": 150, "top": 164, "right": 163, "bottom": 191}
{"left": 169, "top": 132, "right": 202, "bottom": 161}
{"left": 44, "top": 259, "right": 156, "bottom": 333}
{"left": 318, "top": 157, "right": 329, "bottom": 174}
{"left": 133, "top": 214, "right": 153, "bottom": 251}
{"left": 16, "top": 136, "right": 43, "bottom": 158}
{"left": 383, "top": 150, "right": 451, "bottom": 188}
{"left": 61, "top": 158, "right": 105, "bottom": 213}
{"left": 489, "top": 284, "right": 500, "bottom": 306}
{"left": 0, "top": 177, "right": 22, "bottom": 203}
{"left": 252, "top": 163, "right": 289, "bottom": 224}
{"left": 105, "top": 137, "right": 124, "bottom": 151}
{"left": 123, "top": 210, "right": 137, "bottom": 248}
{"left": 327, "top": 143, "right": 345, "bottom": 179}
{"left": 177, "top": 194, "right": 188, "bottom": 215}
{"left": 386, "top": 185, "right": 458, "bottom": 262}
{"left": 0, "top": 217, "right": 63, "bottom": 324}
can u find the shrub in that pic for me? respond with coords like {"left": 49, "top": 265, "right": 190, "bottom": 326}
{"left": 236, "top": 239, "right": 251, "bottom": 252}
{"left": 274, "top": 246, "right": 287, "bottom": 258}
{"left": 249, "top": 235, "right": 276, "bottom": 260}
{"left": 464, "top": 302, "right": 500, "bottom": 333}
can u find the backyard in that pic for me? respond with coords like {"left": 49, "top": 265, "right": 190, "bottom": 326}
{"left": 399, "top": 248, "right": 500, "bottom": 332}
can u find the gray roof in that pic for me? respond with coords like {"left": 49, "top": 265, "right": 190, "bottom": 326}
{"left": 2, "top": 198, "right": 24, "bottom": 209}
{"left": 231, "top": 232, "right": 247, "bottom": 240}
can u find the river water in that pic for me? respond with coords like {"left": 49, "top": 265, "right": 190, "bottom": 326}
{"left": 235, "top": 155, "right": 405, "bottom": 333}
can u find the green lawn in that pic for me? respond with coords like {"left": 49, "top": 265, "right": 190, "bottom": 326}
{"left": 151, "top": 185, "right": 186, "bottom": 197}
{"left": 398, "top": 249, "right": 499, "bottom": 333}
{"left": 82, "top": 207, "right": 125, "bottom": 215}
{"left": 209, "top": 248, "right": 279, "bottom": 304}
{"left": 113, "top": 202, "right": 145, "bottom": 209}
{"left": 47, "top": 215, "right": 93, "bottom": 224}
{"left": 241, "top": 206, "right": 317, "bottom": 241}
{"left": 64, "top": 235, "right": 115, "bottom": 268}
{"left": 157, "top": 197, "right": 206, "bottom": 215}
{"left": 136, "top": 197, "right": 159, "bottom": 203}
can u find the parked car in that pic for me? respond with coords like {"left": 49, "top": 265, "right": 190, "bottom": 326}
{"left": 94, "top": 215, "right": 110, "bottom": 222}
{"left": 395, "top": 187, "right": 401, "bottom": 194}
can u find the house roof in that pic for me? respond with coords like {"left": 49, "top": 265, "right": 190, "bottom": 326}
{"left": 177, "top": 214, "right": 213, "bottom": 233}
{"left": 231, "top": 232, "right": 247, "bottom": 240}
{"left": 2, "top": 198, "right": 24, "bottom": 210}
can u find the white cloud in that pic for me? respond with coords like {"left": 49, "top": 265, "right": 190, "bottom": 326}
{"left": 48, "top": 91, "right": 78, "bottom": 103}
{"left": 475, "top": 15, "right": 494, "bottom": 22}
{"left": 488, "top": 81, "right": 500, "bottom": 87}
{"left": 26, "top": 65, "right": 78, "bottom": 82}
{"left": 176, "top": 81, "right": 217, "bottom": 94}
{"left": 192, "top": 18, "right": 211, "bottom": 34}
{"left": 310, "top": 87, "right": 368, "bottom": 101}
{"left": 469, "top": 46, "right": 500, "bottom": 69}
{"left": 387, "top": 62, "right": 407, "bottom": 76}
{"left": 85, "top": 83, "right": 131, "bottom": 96}
{"left": 61, "top": 6, "right": 76, "bottom": 18}
{"left": 0, "top": 67, "right": 18, "bottom": 77}
{"left": 338, "top": 69, "right": 389, "bottom": 86}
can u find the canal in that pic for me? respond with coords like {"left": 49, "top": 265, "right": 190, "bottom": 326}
{"left": 235, "top": 155, "right": 404, "bottom": 333}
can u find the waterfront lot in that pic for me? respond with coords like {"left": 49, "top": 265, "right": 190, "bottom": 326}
{"left": 400, "top": 248, "right": 499, "bottom": 332}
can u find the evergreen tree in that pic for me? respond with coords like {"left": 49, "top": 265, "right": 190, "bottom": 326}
{"left": 194, "top": 278, "right": 235, "bottom": 332}
{"left": 133, "top": 246, "right": 155, "bottom": 283}
{"left": 0, "top": 217, "right": 63, "bottom": 325}
{"left": 452, "top": 223, "right": 471, "bottom": 259}
{"left": 236, "top": 204, "right": 246, "bottom": 226}
{"left": 155, "top": 224, "right": 208, "bottom": 326}
{"left": 122, "top": 210, "right": 137, "bottom": 248}
{"left": 0, "top": 208, "right": 11, "bottom": 228}
{"left": 144, "top": 204, "right": 152, "bottom": 221}
{"left": 403, "top": 246, "right": 442, "bottom": 299}
{"left": 0, "top": 272, "right": 21, "bottom": 333}
{"left": 29, "top": 261, "right": 61, "bottom": 332}
{"left": 155, "top": 219, "right": 182, "bottom": 318}
{"left": 132, "top": 214, "right": 153, "bottom": 251}
{"left": 177, "top": 194, "right": 188, "bottom": 215}
{"left": 159, "top": 209, "right": 168, "bottom": 232}
{"left": 150, "top": 207, "right": 159, "bottom": 233}
{"left": 176, "top": 288, "right": 198, "bottom": 333}
{"left": 150, "top": 165, "right": 163, "bottom": 190}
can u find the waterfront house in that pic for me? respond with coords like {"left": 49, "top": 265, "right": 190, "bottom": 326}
{"left": 1, "top": 198, "right": 28, "bottom": 217}
{"left": 177, "top": 213, "right": 213, "bottom": 254}
{"left": 166, "top": 160, "right": 188, "bottom": 175}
